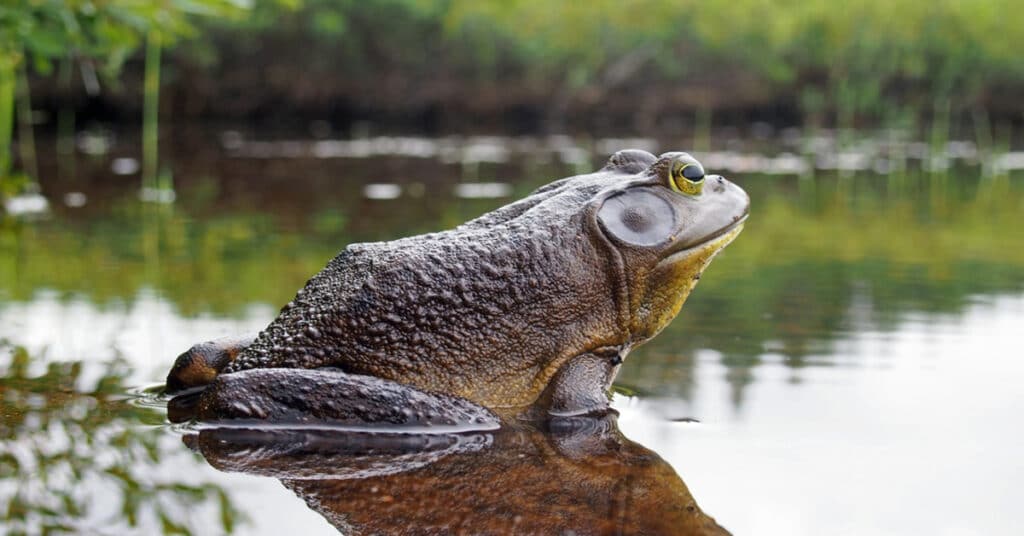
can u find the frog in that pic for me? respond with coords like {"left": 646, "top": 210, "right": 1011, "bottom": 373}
{"left": 165, "top": 149, "right": 749, "bottom": 425}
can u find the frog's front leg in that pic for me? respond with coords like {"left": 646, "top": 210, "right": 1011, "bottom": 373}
{"left": 168, "top": 368, "right": 500, "bottom": 430}
{"left": 541, "top": 348, "right": 624, "bottom": 418}
{"left": 165, "top": 334, "right": 257, "bottom": 394}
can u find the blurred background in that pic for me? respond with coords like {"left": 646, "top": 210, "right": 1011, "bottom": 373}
{"left": 2, "top": 1, "right": 1023, "bottom": 535}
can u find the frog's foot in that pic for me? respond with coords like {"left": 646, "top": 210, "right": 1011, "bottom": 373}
{"left": 168, "top": 368, "right": 500, "bottom": 431}
{"left": 533, "top": 348, "right": 623, "bottom": 420}
{"left": 165, "top": 334, "right": 256, "bottom": 394}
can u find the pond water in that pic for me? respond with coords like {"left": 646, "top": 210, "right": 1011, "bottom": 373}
{"left": 2, "top": 129, "right": 1023, "bottom": 534}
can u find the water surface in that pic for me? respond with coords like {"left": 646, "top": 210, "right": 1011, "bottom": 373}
{"left": 2, "top": 131, "right": 1023, "bottom": 534}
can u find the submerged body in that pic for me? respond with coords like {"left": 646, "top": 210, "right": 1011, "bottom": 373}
{"left": 166, "top": 150, "right": 749, "bottom": 422}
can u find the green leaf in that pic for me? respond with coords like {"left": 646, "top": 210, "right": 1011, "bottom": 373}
{"left": 31, "top": 54, "right": 52, "bottom": 75}
{"left": 218, "top": 490, "right": 235, "bottom": 533}
{"left": 159, "top": 511, "right": 190, "bottom": 535}
{"left": 23, "top": 28, "right": 65, "bottom": 58}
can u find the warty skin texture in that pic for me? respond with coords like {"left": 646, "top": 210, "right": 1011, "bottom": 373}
{"left": 168, "top": 149, "right": 750, "bottom": 420}
{"left": 227, "top": 174, "right": 625, "bottom": 409}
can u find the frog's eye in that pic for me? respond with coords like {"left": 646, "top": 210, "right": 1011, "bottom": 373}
{"left": 671, "top": 161, "right": 705, "bottom": 196}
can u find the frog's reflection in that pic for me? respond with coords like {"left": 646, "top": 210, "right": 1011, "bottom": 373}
{"left": 185, "top": 415, "right": 730, "bottom": 535}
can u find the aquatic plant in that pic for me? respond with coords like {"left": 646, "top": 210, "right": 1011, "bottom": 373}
{"left": 0, "top": 342, "right": 243, "bottom": 534}
{"left": 0, "top": 1, "right": 250, "bottom": 200}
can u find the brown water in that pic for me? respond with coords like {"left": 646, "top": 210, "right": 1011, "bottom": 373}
{"left": 2, "top": 129, "right": 1023, "bottom": 534}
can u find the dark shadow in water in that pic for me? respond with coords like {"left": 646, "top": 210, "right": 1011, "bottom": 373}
{"left": 187, "top": 414, "right": 730, "bottom": 535}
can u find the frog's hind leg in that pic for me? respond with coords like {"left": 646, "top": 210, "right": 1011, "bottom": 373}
{"left": 174, "top": 368, "right": 500, "bottom": 430}
{"left": 165, "top": 334, "right": 256, "bottom": 394}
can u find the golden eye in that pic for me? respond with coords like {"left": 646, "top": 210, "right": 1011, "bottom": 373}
{"left": 671, "top": 161, "right": 705, "bottom": 195}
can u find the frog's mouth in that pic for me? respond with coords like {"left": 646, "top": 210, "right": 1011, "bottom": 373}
{"left": 656, "top": 213, "right": 748, "bottom": 268}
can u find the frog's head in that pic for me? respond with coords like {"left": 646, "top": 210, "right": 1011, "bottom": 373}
{"left": 588, "top": 150, "right": 749, "bottom": 346}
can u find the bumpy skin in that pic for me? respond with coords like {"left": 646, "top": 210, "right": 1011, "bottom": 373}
{"left": 227, "top": 180, "right": 623, "bottom": 408}
{"left": 168, "top": 149, "right": 749, "bottom": 420}
{"left": 188, "top": 368, "right": 499, "bottom": 428}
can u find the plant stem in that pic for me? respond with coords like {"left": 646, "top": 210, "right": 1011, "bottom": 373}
{"left": 143, "top": 30, "right": 162, "bottom": 191}
{"left": 15, "top": 58, "right": 38, "bottom": 182}
{"left": 929, "top": 96, "right": 950, "bottom": 174}
{"left": 0, "top": 57, "right": 15, "bottom": 179}
{"left": 57, "top": 56, "right": 76, "bottom": 182}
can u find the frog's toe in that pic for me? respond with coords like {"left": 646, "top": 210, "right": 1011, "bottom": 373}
{"left": 165, "top": 335, "right": 256, "bottom": 394}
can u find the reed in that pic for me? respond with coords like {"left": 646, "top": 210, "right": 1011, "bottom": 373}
{"left": 142, "top": 30, "right": 162, "bottom": 195}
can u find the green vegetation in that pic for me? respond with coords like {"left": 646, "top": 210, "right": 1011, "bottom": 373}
{"left": 3, "top": 0, "right": 1021, "bottom": 166}
{"left": 0, "top": 342, "right": 242, "bottom": 534}
{"left": 174, "top": 0, "right": 1024, "bottom": 131}
{"left": 439, "top": 0, "right": 1024, "bottom": 102}
{"left": 241, "top": 0, "right": 1022, "bottom": 99}
{"left": 0, "top": 1, "right": 250, "bottom": 196}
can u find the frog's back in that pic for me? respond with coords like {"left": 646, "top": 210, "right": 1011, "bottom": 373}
{"left": 226, "top": 170, "right": 628, "bottom": 406}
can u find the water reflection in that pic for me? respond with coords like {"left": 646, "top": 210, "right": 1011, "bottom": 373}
{"left": 188, "top": 415, "right": 729, "bottom": 535}
{"left": 0, "top": 343, "right": 239, "bottom": 534}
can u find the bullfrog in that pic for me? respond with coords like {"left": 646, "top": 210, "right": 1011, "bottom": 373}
{"left": 165, "top": 149, "right": 749, "bottom": 424}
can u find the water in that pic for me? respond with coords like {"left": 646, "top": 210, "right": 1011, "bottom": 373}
{"left": 2, "top": 130, "right": 1023, "bottom": 534}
